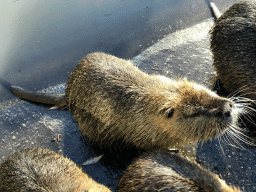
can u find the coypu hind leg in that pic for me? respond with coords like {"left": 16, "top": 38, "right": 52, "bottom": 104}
{"left": 116, "top": 150, "right": 241, "bottom": 192}
{"left": 0, "top": 148, "right": 111, "bottom": 192}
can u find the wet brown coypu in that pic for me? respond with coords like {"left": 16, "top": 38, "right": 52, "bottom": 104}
{"left": 116, "top": 150, "right": 241, "bottom": 192}
{"left": 210, "top": 1, "right": 256, "bottom": 100}
{"left": 0, "top": 148, "right": 111, "bottom": 192}
{"left": 11, "top": 52, "right": 246, "bottom": 150}
{"left": 209, "top": 1, "right": 256, "bottom": 135}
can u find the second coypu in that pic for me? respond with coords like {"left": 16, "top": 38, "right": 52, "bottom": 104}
{"left": 210, "top": 1, "right": 256, "bottom": 100}
{"left": 0, "top": 148, "right": 111, "bottom": 192}
{"left": 116, "top": 150, "right": 241, "bottom": 192}
{"left": 11, "top": 52, "right": 245, "bottom": 151}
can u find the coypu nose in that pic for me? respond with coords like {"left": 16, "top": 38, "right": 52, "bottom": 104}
{"left": 224, "top": 111, "right": 231, "bottom": 118}
{"left": 222, "top": 102, "right": 233, "bottom": 119}
{"left": 215, "top": 111, "right": 231, "bottom": 119}
{"left": 216, "top": 112, "right": 223, "bottom": 117}
{"left": 214, "top": 103, "right": 232, "bottom": 119}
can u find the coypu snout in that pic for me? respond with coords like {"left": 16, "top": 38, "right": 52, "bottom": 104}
{"left": 211, "top": 101, "right": 234, "bottom": 121}
{"left": 168, "top": 81, "right": 242, "bottom": 144}
{"left": 181, "top": 100, "right": 234, "bottom": 121}
{"left": 221, "top": 102, "right": 233, "bottom": 118}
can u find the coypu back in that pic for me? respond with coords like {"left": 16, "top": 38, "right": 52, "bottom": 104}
{"left": 210, "top": 1, "right": 256, "bottom": 99}
{"left": 0, "top": 148, "right": 111, "bottom": 192}
{"left": 11, "top": 52, "right": 245, "bottom": 151}
{"left": 116, "top": 150, "right": 241, "bottom": 192}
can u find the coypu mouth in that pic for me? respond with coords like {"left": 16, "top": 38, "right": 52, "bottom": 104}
{"left": 215, "top": 94, "right": 256, "bottom": 151}
{"left": 180, "top": 93, "right": 255, "bottom": 149}
{"left": 210, "top": 79, "right": 256, "bottom": 151}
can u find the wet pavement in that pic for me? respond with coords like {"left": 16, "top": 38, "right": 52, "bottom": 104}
{"left": 0, "top": 0, "right": 255, "bottom": 191}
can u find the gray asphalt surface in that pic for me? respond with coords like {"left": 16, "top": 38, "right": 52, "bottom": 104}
{"left": 0, "top": 0, "right": 255, "bottom": 191}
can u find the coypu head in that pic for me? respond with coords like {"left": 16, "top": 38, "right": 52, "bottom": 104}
{"left": 156, "top": 79, "right": 247, "bottom": 147}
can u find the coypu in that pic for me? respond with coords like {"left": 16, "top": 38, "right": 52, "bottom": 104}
{"left": 209, "top": 1, "right": 256, "bottom": 135}
{"left": 0, "top": 148, "right": 111, "bottom": 192}
{"left": 116, "top": 150, "right": 241, "bottom": 192}
{"left": 11, "top": 52, "right": 246, "bottom": 151}
{"left": 210, "top": 1, "right": 256, "bottom": 100}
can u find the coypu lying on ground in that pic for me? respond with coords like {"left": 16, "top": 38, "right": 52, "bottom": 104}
{"left": 116, "top": 150, "right": 241, "bottom": 192}
{"left": 0, "top": 148, "right": 111, "bottom": 192}
{"left": 11, "top": 52, "right": 248, "bottom": 151}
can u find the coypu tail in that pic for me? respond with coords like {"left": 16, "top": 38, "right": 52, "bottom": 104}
{"left": 209, "top": 1, "right": 221, "bottom": 19}
{"left": 11, "top": 86, "right": 66, "bottom": 108}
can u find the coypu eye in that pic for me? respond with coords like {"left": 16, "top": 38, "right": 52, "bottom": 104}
{"left": 165, "top": 108, "right": 174, "bottom": 118}
{"left": 190, "top": 112, "right": 199, "bottom": 117}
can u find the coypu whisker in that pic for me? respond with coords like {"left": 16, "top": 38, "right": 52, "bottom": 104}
{"left": 217, "top": 136, "right": 225, "bottom": 155}
{"left": 225, "top": 129, "right": 245, "bottom": 150}
{"left": 216, "top": 124, "right": 226, "bottom": 155}
{"left": 218, "top": 124, "right": 244, "bottom": 149}
{"left": 231, "top": 97, "right": 256, "bottom": 124}
{"left": 227, "top": 124, "right": 254, "bottom": 147}
{"left": 228, "top": 85, "right": 250, "bottom": 99}
{"left": 236, "top": 91, "right": 256, "bottom": 99}
{"left": 221, "top": 129, "right": 234, "bottom": 147}
{"left": 233, "top": 98, "right": 256, "bottom": 105}
{"left": 243, "top": 105, "right": 256, "bottom": 115}
{"left": 238, "top": 116, "right": 248, "bottom": 129}
{"left": 240, "top": 111, "right": 255, "bottom": 125}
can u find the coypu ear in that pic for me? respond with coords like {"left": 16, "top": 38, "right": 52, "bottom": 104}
{"left": 165, "top": 108, "right": 174, "bottom": 118}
